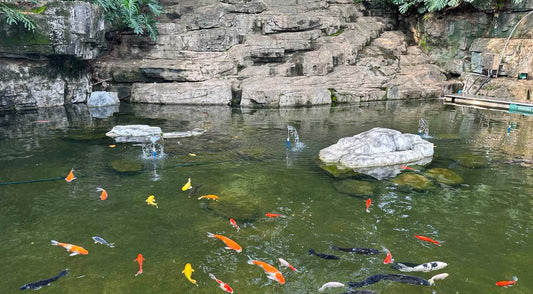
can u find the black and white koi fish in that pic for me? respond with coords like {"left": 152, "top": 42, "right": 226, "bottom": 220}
{"left": 392, "top": 261, "right": 447, "bottom": 272}
{"left": 20, "top": 269, "right": 68, "bottom": 290}
{"left": 308, "top": 248, "right": 340, "bottom": 260}
{"left": 347, "top": 273, "right": 432, "bottom": 288}
{"left": 92, "top": 236, "right": 115, "bottom": 248}
{"left": 331, "top": 245, "right": 381, "bottom": 255}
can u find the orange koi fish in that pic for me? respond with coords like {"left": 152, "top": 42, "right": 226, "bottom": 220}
{"left": 415, "top": 235, "right": 441, "bottom": 246}
{"left": 207, "top": 232, "right": 242, "bottom": 253}
{"left": 496, "top": 276, "right": 518, "bottom": 287}
{"left": 134, "top": 253, "right": 144, "bottom": 276}
{"left": 96, "top": 187, "right": 108, "bottom": 201}
{"left": 229, "top": 218, "right": 240, "bottom": 232}
{"left": 278, "top": 258, "right": 298, "bottom": 272}
{"left": 365, "top": 198, "right": 371, "bottom": 213}
{"left": 382, "top": 247, "right": 393, "bottom": 264}
{"left": 65, "top": 169, "right": 76, "bottom": 182}
{"left": 198, "top": 195, "right": 219, "bottom": 201}
{"left": 247, "top": 258, "right": 285, "bottom": 284}
{"left": 209, "top": 273, "right": 233, "bottom": 293}
{"left": 51, "top": 240, "right": 88, "bottom": 256}
{"left": 265, "top": 213, "right": 285, "bottom": 218}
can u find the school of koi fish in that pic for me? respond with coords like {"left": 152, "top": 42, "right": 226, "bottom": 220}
{"left": 19, "top": 167, "right": 519, "bottom": 292}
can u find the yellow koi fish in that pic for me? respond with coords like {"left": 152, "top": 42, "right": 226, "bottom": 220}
{"left": 145, "top": 195, "right": 158, "bottom": 208}
{"left": 182, "top": 263, "right": 197, "bottom": 286}
{"left": 198, "top": 195, "right": 219, "bottom": 201}
{"left": 181, "top": 178, "right": 192, "bottom": 191}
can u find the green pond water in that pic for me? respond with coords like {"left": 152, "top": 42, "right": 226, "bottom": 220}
{"left": 0, "top": 100, "right": 532, "bottom": 294}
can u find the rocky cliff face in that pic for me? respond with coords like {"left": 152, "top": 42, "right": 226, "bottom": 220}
{"left": 0, "top": 1, "right": 105, "bottom": 110}
{"left": 93, "top": 0, "right": 458, "bottom": 107}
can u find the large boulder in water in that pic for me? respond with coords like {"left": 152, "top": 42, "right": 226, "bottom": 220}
{"left": 319, "top": 128, "right": 434, "bottom": 179}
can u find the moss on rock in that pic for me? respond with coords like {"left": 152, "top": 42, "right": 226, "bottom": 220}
{"left": 424, "top": 168, "right": 464, "bottom": 185}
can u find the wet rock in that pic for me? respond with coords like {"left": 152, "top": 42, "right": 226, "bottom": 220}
{"left": 110, "top": 159, "right": 143, "bottom": 174}
{"left": 391, "top": 173, "right": 435, "bottom": 191}
{"left": 450, "top": 154, "right": 489, "bottom": 169}
{"left": 87, "top": 91, "right": 119, "bottom": 107}
{"left": 424, "top": 168, "right": 464, "bottom": 185}
{"left": 319, "top": 128, "right": 434, "bottom": 169}
{"left": 163, "top": 128, "right": 206, "bottom": 139}
{"left": 333, "top": 179, "right": 377, "bottom": 196}
{"left": 106, "top": 125, "right": 162, "bottom": 143}
{"left": 203, "top": 186, "right": 263, "bottom": 222}
{"left": 318, "top": 163, "right": 360, "bottom": 179}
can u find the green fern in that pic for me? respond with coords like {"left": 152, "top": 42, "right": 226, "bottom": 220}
{"left": 392, "top": 0, "right": 524, "bottom": 14}
{"left": 0, "top": 3, "right": 37, "bottom": 31}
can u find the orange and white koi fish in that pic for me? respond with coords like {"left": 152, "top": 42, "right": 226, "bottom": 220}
{"left": 51, "top": 240, "right": 88, "bottom": 256}
{"left": 382, "top": 247, "right": 393, "bottom": 264}
{"left": 181, "top": 178, "right": 192, "bottom": 191}
{"left": 278, "top": 258, "right": 298, "bottom": 272}
{"left": 247, "top": 258, "right": 285, "bottom": 284}
{"left": 414, "top": 235, "right": 441, "bottom": 246}
{"left": 265, "top": 213, "right": 285, "bottom": 218}
{"left": 145, "top": 195, "right": 158, "bottom": 208}
{"left": 207, "top": 232, "right": 242, "bottom": 253}
{"left": 209, "top": 273, "right": 233, "bottom": 293}
{"left": 134, "top": 253, "right": 144, "bottom": 276}
{"left": 65, "top": 169, "right": 76, "bottom": 182}
{"left": 496, "top": 276, "right": 518, "bottom": 287}
{"left": 229, "top": 218, "right": 240, "bottom": 232}
{"left": 96, "top": 187, "right": 108, "bottom": 201}
{"left": 365, "top": 198, "right": 371, "bottom": 213}
{"left": 198, "top": 195, "right": 219, "bottom": 201}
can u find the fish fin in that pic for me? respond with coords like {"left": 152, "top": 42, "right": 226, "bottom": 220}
{"left": 207, "top": 232, "right": 215, "bottom": 238}
{"left": 513, "top": 276, "right": 518, "bottom": 281}
{"left": 208, "top": 273, "right": 216, "bottom": 280}
{"left": 96, "top": 187, "right": 103, "bottom": 191}
{"left": 50, "top": 240, "right": 58, "bottom": 246}
{"left": 34, "top": 286, "right": 42, "bottom": 290}
{"left": 308, "top": 248, "right": 315, "bottom": 255}
{"left": 69, "top": 252, "right": 79, "bottom": 256}
{"left": 224, "top": 246, "right": 232, "bottom": 250}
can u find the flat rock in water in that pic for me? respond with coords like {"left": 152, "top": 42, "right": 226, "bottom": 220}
{"left": 163, "top": 128, "right": 206, "bottom": 139}
{"left": 106, "top": 125, "right": 162, "bottom": 143}
{"left": 424, "top": 168, "right": 464, "bottom": 185}
{"left": 391, "top": 173, "right": 435, "bottom": 191}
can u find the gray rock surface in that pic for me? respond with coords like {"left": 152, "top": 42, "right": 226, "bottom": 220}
{"left": 106, "top": 125, "right": 162, "bottom": 142}
{"left": 319, "top": 127, "right": 434, "bottom": 169}
{"left": 87, "top": 92, "right": 119, "bottom": 107}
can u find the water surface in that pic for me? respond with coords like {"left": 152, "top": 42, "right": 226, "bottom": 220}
{"left": 1, "top": 100, "right": 531, "bottom": 293}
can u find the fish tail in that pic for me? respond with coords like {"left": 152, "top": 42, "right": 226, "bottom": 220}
{"left": 208, "top": 273, "right": 216, "bottom": 280}
{"left": 58, "top": 269, "right": 69, "bottom": 278}
{"left": 513, "top": 276, "right": 518, "bottom": 281}
{"left": 246, "top": 255, "right": 255, "bottom": 265}
{"left": 109, "top": 243, "right": 115, "bottom": 248}
{"left": 51, "top": 240, "right": 58, "bottom": 246}
{"left": 330, "top": 245, "right": 339, "bottom": 250}
{"left": 308, "top": 248, "right": 315, "bottom": 255}
{"left": 96, "top": 187, "right": 103, "bottom": 192}
{"left": 207, "top": 232, "right": 215, "bottom": 238}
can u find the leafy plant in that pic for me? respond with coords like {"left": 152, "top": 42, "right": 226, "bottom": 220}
{"left": 91, "top": 0, "right": 162, "bottom": 41}
{"left": 391, "top": 0, "right": 524, "bottom": 14}
{"left": 0, "top": 2, "right": 38, "bottom": 31}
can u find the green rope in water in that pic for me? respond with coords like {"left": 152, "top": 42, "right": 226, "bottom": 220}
{"left": 0, "top": 176, "right": 65, "bottom": 186}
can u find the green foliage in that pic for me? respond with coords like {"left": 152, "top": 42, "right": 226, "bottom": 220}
{"left": 391, "top": 0, "right": 524, "bottom": 14}
{"left": 91, "top": 0, "right": 162, "bottom": 41}
{"left": 0, "top": 2, "right": 37, "bottom": 31}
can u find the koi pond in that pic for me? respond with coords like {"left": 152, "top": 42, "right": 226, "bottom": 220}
{"left": 1, "top": 100, "right": 531, "bottom": 294}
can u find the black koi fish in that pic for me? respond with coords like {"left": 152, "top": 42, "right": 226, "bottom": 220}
{"left": 308, "top": 248, "right": 340, "bottom": 260}
{"left": 188, "top": 184, "right": 202, "bottom": 198}
{"left": 20, "top": 269, "right": 68, "bottom": 290}
{"left": 347, "top": 273, "right": 431, "bottom": 288}
{"left": 330, "top": 245, "right": 381, "bottom": 255}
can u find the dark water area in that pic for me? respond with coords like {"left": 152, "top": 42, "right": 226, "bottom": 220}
{"left": 0, "top": 100, "right": 531, "bottom": 294}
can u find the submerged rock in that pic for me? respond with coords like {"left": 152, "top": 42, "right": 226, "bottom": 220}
{"left": 391, "top": 173, "right": 435, "bottom": 191}
{"left": 450, "top": 154, "right": 488, "bottom": 169}
{"left": 333, "top": 179, "right": 377, "bottom": 196}
{"left": 203, "top": 190, "right": 262, "bottom": 222}
{"left": 424, "top": 168, "right": 464, "bottom": 185}
{"left": 110, "top": 159, "right": 143, "bottom": 174}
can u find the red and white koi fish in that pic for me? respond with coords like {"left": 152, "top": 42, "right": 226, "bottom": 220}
{"left": 365, "top": 198, "right": 371, "bottom": 213}
{"left": 278, "top": 258, "right": 298, "bottom": 272}
{"left": 265, "top": 213, "right": 285, "bottom": 218}
{"left": 414, "top": 235, "right": 441, "bottom": 246}
{"left": 382, "top": 247, "right": 393, "bottom": 264}
{"left": 96, "top": 187, "right": 108, "bottom": 201}
{"left": 65, "top": 169, "right": 76, "bottom": 182}
{"left": 496, "top": 276, "right": 518, "bottom": 287}
{"left": 247, "top": 258, "right": 285, "bottom": 284}
{"left": 51, "top": 240, "right": 88, "bottom": 256}
{"left": 229, "top": 218, "right": 240, "bottom": 232}
{"left": 207, "top": 232, "right": 242, "bottom": 253}
{"left": 208, "top": 273, "right": 233, "bottom": 293}
{"left": 134, "top": 253, "right": 144, "bottom": 276}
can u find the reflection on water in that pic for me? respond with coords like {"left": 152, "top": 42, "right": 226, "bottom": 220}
{"left": 0, "top": 100, "right": 532, "bottom": 294}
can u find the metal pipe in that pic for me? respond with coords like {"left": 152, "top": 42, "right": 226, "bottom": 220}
{"left": 496, "top": 10, "right": 533, "bottom": 77}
